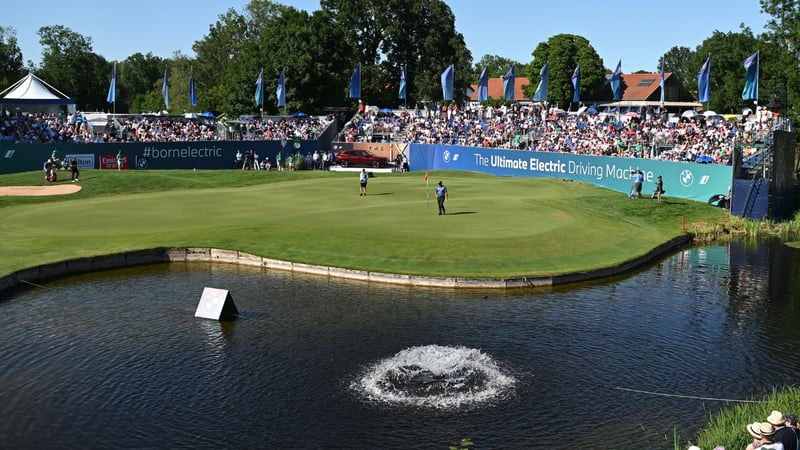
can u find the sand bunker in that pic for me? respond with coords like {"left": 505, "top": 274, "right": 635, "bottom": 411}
{"left": 0, "top": 184, "right": 82, "bottom": 196}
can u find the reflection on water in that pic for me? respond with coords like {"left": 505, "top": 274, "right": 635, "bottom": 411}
{"left": 1, "top": 240, "right": 799, "bottom": 449}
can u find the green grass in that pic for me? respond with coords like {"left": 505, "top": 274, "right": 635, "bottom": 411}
{"left": 0, "top": 169, "right": 727, "bottom": 279}
{"left": 692, "top": 386, "right": 800, "bottom": 450}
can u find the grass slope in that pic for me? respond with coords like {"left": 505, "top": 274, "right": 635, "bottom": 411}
{"left": 0, "top": 169, "right": 727, "bottom": 278}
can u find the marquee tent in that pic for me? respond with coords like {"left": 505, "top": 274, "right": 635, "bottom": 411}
{"left": 0, "top": 72, "right": 76, "bottom": 113}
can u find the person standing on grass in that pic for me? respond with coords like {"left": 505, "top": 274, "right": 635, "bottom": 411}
{"left": 70, "top": 156, "right": 79, "bottom": 182}
{"left": 359, "top": 169, "right": 368, "bottom": 196}
{"left": 651, "top": 175, "right": 665, "bottom": 204}
{"left": 435, "top": 180, "right": 448, "bottom": 215}
{"left": 629, "top": 169, "right": 643, "bottom": 198}
{"left": 116, "top": 150, "right": 124, "bottom": 171}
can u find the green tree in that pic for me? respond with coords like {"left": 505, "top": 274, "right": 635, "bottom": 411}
{"left": 659, "top": 46, "right": 693, "bottom": 85}
{"left": 192, "top": 6, "right": 251, "bottom": 115}
{"left": 36, "top": 25, "right": 109, "bottom": 111}
{"left": 191, "top": 1, "right": 351, "bottom": 116}
{"left": 324, "top": 0, "right": 473, "bottom": 107}
{"left": 524, "top": 34, "right": 605, "bottom": 108}
{"left": 759, "top": 0, "right": 800, "bottom": 122}
{"left": 688, "top": 28, "right": 790, "bottom": 115}
{"left": 760, "top": 0, "right": 800, "bottom": 58}
{"left": 472, "top": 54, "right": 527, "bottom": 81}
{"left": 116, "top": 52, "right": 165, "bottom": 114}
{"left": 0, "top": 26, "right": 25, "bottom": 88}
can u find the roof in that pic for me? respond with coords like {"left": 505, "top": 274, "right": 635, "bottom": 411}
{"left": 469, "top": 77, "right": 530, "bottom": 101}
{"left": 467, "top": 73, "right": 685, "bottom": 103}
{"left": 616, "top": 72, "right": 671, "bottom": 101}
{"left": 1, "top": 72, "right": 75, "bottom": 104}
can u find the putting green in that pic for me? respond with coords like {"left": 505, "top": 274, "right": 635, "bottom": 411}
{"left": 0, "top": 171, "right": 686, "bottom": 279}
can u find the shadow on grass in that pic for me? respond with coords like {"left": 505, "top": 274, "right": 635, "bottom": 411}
{"left": 448, "top": 211, "right": 477, "bottom": 215}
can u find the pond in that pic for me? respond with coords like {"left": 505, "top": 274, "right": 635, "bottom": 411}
{"left": 1, "top": 240, "right": 798, "bottom": 449}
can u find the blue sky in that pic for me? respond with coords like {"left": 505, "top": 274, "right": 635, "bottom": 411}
{"left": 6, "top": 0, "right": 769, "bottom": 74}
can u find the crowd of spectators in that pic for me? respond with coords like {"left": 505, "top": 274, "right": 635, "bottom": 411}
{"left": 341, "top": 102, "right": 782, "bottom": 164}
{"left": 1, "top": 105, "right": 783, "bottom": 166}
{"left": 0, "top": 109, "right": 333, "bottom": 144}
{"left": 233, "top": 115, "right": 333, "bottom": 141}
{"left": 1, "top": 111, "right": 93, "bottom": 144}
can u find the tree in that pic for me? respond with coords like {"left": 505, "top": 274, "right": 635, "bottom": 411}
{"left": 524, "top": 34, "right": 605, "bottom": 108}
{"left": 192, "top": 6, "right": 252, "bottom": 114}
{"left": 760, "top": 0, "right": 800, "bottom": 58}
{"left": 116, "top": 52, "right": 165, "bottom": 113}
{"left": 36, "top": 25, "right": 109, "bottom": 111}
{"left": 324, "top": 0, "right": 473, "bottom": 107}
{"left": 472, "top": 54, "right": 527, "bottom": 81}
{"left": 191, "top": 1, "right": 352, "bottom": 116}
{"left": 759, "top": 0, "right": 800, "bottom": 122}
{"left": 659, "top": 46, "right": 693, "bottom": 85}
{"left": 0, "top": 26, "right": 25, "bottom": 88}
{"left": 688, "top": 28, "right": 790, "bottom": 115}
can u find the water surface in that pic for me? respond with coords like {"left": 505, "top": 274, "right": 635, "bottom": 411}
{"left": 1, "top": 240, "right": 799, "bottom": 449}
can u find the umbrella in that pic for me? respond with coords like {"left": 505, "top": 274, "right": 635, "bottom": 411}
{"left": 624, "top": 112, "right": 640, "bottom": 117}
{"left": 696, "top": 155, "right": 715, "bottom": 163}
{"left": 681, "top": 110, "right": 699, "bottom": 118}
{"left": 292, "top": 111, "right": 307, "bottom": 117}
{"left": 702, "top": 110, "right": 717, "bottom": 117}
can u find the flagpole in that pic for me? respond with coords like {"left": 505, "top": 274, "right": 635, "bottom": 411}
{"left": 404, "top": 64, "right": 407, "bottom": 110}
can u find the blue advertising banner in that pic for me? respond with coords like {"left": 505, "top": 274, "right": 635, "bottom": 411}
{"left": 408, "top": 144, "right": 732, "bottom": 203}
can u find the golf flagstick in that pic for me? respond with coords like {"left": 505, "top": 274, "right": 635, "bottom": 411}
{"left": 424, "top": 171, "right": 429, "bottom": 206}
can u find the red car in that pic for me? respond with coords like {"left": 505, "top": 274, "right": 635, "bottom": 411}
{"left": 334, "top": 150, "right": 388, "bottom": 168}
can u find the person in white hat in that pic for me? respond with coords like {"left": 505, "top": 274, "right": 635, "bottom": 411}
{"left": 757, "top": 421, "right": 782, "bottom": 449}
{"left": 746, "top": 422, "right": 763, "bottom": 450}
{"left": 768, "top": 410, "right": 798, "bottom": 450}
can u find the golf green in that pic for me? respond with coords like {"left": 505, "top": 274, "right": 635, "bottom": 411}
{"left": 0, "top": 170, "right": 724, "bottom": 279}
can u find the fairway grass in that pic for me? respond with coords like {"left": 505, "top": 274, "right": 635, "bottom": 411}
{"left": 0, "top": 169, "right": 727, "bottom": 280}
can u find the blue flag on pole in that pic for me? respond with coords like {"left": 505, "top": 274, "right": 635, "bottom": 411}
{"left": 742, "top": 50, "right": 759, "bottom": 100}
{"left": 697, "top": 56, "right": 710, "bottom": 103}
{"left": 189, "top": 67, "right": 197, "bottom": 107}
{"left": 610, "top": 60, "right": 622, "bottom": 101}
{"left": 106, "top": 63, "right": 116, "bottom": 104}
{"left": 349, "top": 64, "right": 361, "bottom": 99}
{"left": 533, "top": 63, "right": 549, "bottom": 102}
{"left": 276, "top": 70, "right": 286, "bottom": 107}
{"left": 571, "top": 64, "right": 580, "bottom": 103}
{"left": 254, "top": 69, "right": 264, "bottom": 107}
{"left": 398, "top": 65, "right": 406, "bottom": 100}
{"left": 162, "top": 67, "right": 169, "bottom": 110}
{"left": 502, "top": 64, "right": 515, "bottom": 100}
{"left": 477, "top": 67, "right": 489, "bottom": 102}
{"left": 659, "top": 59, "right": 665, "bottom": 105}
{"left": 441, "top": 64, "right": 454, "bottom": 101}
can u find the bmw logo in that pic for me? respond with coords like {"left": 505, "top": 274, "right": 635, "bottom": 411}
{"left": 680, "top": 169, "right": 694, "bottom": 187}
{"left": 442, "top": 150, "right": 451, "bottom": 163}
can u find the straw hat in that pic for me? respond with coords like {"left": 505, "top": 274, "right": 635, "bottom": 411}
{"left": 767, "top": 410, "right": 785, "bottom": 426}
{"left": 747, "top": 422, "right": 761, "bottom": 438}
{"left": 757, "top": 422, "right": 776, "bottom": 436}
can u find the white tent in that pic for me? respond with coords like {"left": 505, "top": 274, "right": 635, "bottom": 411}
{"left": 0, "top": 72, "right": 76, "bottom": 113}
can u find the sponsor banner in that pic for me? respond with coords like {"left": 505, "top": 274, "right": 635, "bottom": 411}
{"left": 0, "top": 140, "right": 320, "bottom": 173}
{"left": 101, "top": 155, "right": 127, "bottom": 170}
{"left": 408, "top": 144, "right": 733, "bottom": 203}
{"left": 65, "top": 153, "right": 94, "bottom": 170}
